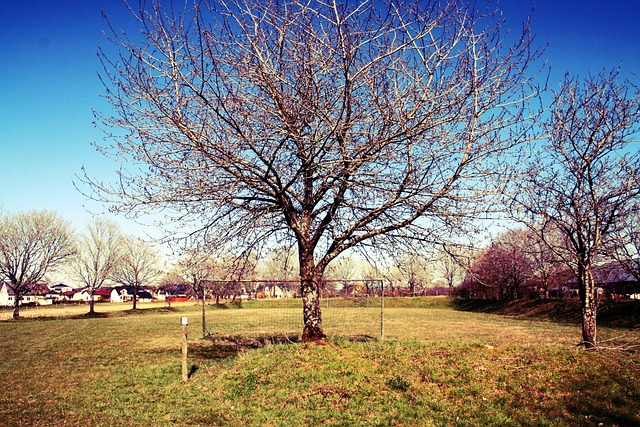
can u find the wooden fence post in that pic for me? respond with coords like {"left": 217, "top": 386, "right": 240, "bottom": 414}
{"left": 181, "top": 316, "right": 189, "bottom": 381}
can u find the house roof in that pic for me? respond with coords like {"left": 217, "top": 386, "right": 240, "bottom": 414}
{"left": 0, "top": 282, "right": 51, "bottom": 296}
{"left": 31, "top": 284, "right": 51, "bottom": 296}
{"left": 593, "top": 264, "right": 637, "bottom": 284}
{"left": 93, "top": 288, "right": 115, "bottom": 297}
{"left": 0, "top": 282, "right": 15, "bottom": 296}
{"left": 158, "top": 283, "right": 191, "bottom": 295}
{"left": 61, "top": 289, "right": 87, "bottom": 296}
{"left": 49, "top": 283, "right": 73, "bottom": 290}
{"left": 137, "top": 291, "right": 153, "bottom": 299}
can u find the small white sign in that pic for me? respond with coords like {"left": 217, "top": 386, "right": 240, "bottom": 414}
{"left": 181, "top": 316, "right": 189, "bottom": 325}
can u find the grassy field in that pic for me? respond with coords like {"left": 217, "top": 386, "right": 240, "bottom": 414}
{"left": 1, "top": 298, "right": 639, "bottom": 426}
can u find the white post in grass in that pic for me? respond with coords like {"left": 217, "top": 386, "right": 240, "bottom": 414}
{"left": 181, "top": 316, "right": 189, "bottom": 381}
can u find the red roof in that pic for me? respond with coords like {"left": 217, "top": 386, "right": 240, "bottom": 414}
{"left": 93, "top": 288, "right": 114, "bottom": 297}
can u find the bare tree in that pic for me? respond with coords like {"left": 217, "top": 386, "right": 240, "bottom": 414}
{"left": 433, "top": 245, "right": 470, "bottom": 297}
{"left": 89, "top": 0, "right": 542, "bottom": 341}
{"left": 204, "top": 253, "right": 253, "bottom": 301}
{"left": 522, "top": 227, "right": 564, "bottom": 299}
{"left": 324, "top": 254, "right": 359, "bottom": 296}
{"left": 71, "top": 219, "right": 123, "bottom": 315}
{"left": 608, "top": 207, "right": 640, "bottom": 283}
{"left": 259, "top": 246, "right": 299, "bottom": 296}
{"left": 391, "top": 253, "right": 433, "bottom": 297}
{"left": 512, "top": 69, "right": 640, "bottom": 348}
{"left": 0, "top": 210, "right": 76, "bottom": 319}
{"left": 178, "top": 248, "right": 215, "bottom": 337}
{"left": 112, "top": 236, "right": 161, "bottom": 309}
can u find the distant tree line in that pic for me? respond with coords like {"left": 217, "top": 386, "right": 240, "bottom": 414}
{"left": 0, "top": 211, "right": 161, "bottom": 319}
{"left": 456, "top": 223, "right": 640, "bottom": 303}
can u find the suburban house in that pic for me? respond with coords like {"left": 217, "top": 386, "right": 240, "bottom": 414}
{"left": 594, "top": 264, "right": 640, "bottom": 300}
{"left": 549, "top": 263, "right": 640, "bottom": 300}
{"left": 89, "top": 286, "right": 156, "bottom": 303}
{"left": 136, "top": 290, "right": 154, "bottom": 302}
{"left": 0, "top": 282, "right": 57, "bottom": 307}
{"left": 60, "top": 289, "right": 91, "bottom": 302}
{"left": 158, "top": 283, "right": 192, "bottom": 302}
{"left": 155, "top": 289, "right": 169, "bottom": 301}
{"left": 0, "top": 282, "right": 14, "bottom": 307}
{"left": 92, "top": 288, "right": 115, "bottom": 302}
{"left": 109, "top": 288, "right": 124, "bottom": 303}
{"left": 260, "top": 284, "right": 295, "bottom": 299}
{"left": 0, "top": 283, "right": 160, "bottom": 307}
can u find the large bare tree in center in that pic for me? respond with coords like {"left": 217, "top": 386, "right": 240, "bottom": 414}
{"left": 91, "top": 0, "right": 541, "bottom": 341}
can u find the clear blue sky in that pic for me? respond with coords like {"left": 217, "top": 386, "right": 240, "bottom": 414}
{"left": 1, "top": 0, "right": 639, "bottom": 238}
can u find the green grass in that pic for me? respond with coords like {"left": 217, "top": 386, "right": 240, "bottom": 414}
{"left": 1, "top": 299, "right": 639, "bottom": 426}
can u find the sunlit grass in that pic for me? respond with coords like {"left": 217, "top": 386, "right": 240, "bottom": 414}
{"left": 1, "top": 298, "right": 638, "bottom": 426}
{"left": 0, "top": 300, "right": 176, "bottom": 320}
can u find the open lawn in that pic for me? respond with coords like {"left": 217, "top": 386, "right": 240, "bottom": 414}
{"left": 1, "top": 298, "right": 639, "bottom": 426}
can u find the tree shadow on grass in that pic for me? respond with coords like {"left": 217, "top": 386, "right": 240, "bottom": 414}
{"left": 563, "top": 360, "right": 640, "bottom": 426}
{"left": 187, "top": 333, "right": 379, "bottom": 361}
{"left": 188, "top": 334, "right": 301, "bottom": 360}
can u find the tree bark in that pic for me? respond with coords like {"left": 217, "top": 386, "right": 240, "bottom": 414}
{"left": 132, "top": 287, "right": 138, "bottom": 310}
{"left": 301, "top": 277, "right": 325, "bottom": 342}
{"left": 299, "top": 252, "right": 326, "bottom": 342}
{"left": 89, "top": 294, "right": 96, "bottom": 314}
{"left": 12, "top": 295, "right": 20, "bottom": 319}
{"left": 578, "top": 264, "right": 597, "bottom": 349}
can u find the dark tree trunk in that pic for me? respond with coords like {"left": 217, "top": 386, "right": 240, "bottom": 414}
{"left": 89, "top": 294, "right": 96, "bottom": 314}
{"left": 201, "top": 291, "right": 207, "bottom": 338}
{"left": 11, "top": 280, "right": 21, "bottom": 319}
{"left": 12, "top": 295, "right": 20, "bottom": 319}
{"left": 132, "top": 286, "right": 138, "bottom": 310}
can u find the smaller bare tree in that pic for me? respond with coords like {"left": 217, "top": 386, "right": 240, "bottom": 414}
{"left": 179, "top": 248, "right": 217, "bottom": 337}
{"left": 512, "top": 69, "right": 640, "bottom": 348}
{"left": 324, "top": 254, "right": 359, "bottom": 296}
{"left": 0, "top": 210, "right": 76, "bottom": 319}
{"left": 112, "top": 236, "right": 161, "bottom": 309}
{"left": 390, "top": 253, "right": 433, "bottom": 297}
{"left": 259, "top": 247, "right": 299, "bottom": 296}
{"left": 608, "top": 207, "right": 640, "bottom": 283}
{"left": 433, "top": 245, "right": 470, "bottom": 297}
{"left": 523, "top": 227, "right": 564, "bottom": 299}
{"left": 71, "top": 219, "right": 123, "bottom": 315}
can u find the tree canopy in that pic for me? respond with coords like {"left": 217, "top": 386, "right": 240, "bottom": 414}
{"left": 0, "top": 210, "right": 76, "bottom": 318}
{"left": 90, "top": 0, "right": 542, "bottom": 340}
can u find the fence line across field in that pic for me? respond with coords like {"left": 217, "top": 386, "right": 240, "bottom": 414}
{"left": 200, "top": 279, "right": 385, "bottom": 342}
